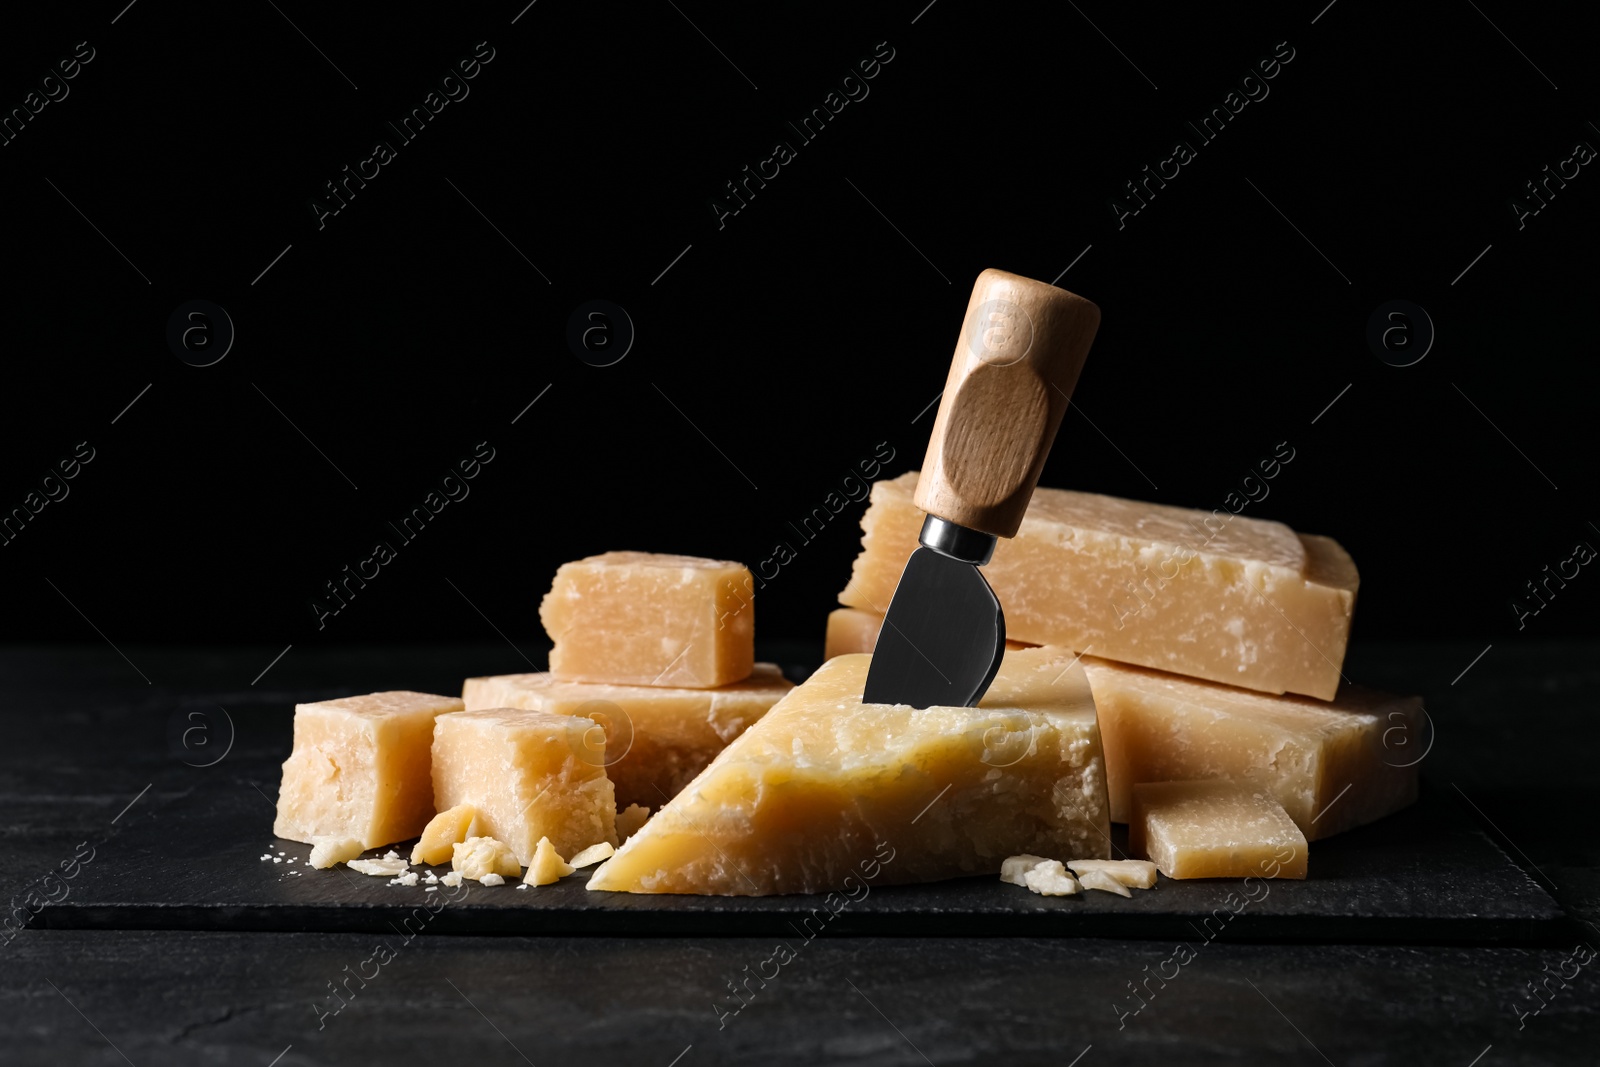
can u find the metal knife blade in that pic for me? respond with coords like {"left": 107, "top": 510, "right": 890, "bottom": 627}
{"left": 861, "top": 520, "right": 1004, "bottom": 708}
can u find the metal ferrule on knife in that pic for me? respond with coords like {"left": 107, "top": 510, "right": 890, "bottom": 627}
{"left": 919, "top": 515, "right": 996, "bottom": 566}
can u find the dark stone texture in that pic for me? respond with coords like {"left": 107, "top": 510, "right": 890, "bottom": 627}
{"left": 39, "top": 774, "right": 1565, "bottom": 942}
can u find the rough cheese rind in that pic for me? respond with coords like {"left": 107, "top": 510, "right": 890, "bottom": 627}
{"left": 461, "top": 668, "right": 792, "bottom": 810}
{"left": 841, "top": 472, "right": 1356, "bottom": 699}
{"left": 587, "top": 647, "right": 1110, "bottom": 896}
{"left": 274, "top": 691, "right": 464, "bottom": 849}
{"left": 1083, "top": 657, "right": 1422, "bottom": 837}
{"left": 539, "top": 551, "right": 755, "bottom": 688}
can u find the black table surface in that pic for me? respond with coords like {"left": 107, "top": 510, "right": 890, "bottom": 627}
{"left": 4, "top": 638, "right": 1597, "bottom": 1065}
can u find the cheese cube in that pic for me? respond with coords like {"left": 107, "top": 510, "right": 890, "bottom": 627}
{"left": 1131, "top": 779, "right": 1308, "bottom": 879}
{"left": 1083, "top": 658, "right": 1422, "bottom": 838}
{"left": 462, "top": 667, "right": 792, "bottom": 810}
{"left": 432, "top": 708, "right": 617, "bottom": 865}
{"left": 825, "top": 607, "right": 882, "bottom": 659}
{"left": 841, "top": 472, "right": 1357, "bottom": 699}
{"left": 587, "top": 647, "right": 1110, "bottom": 896}
{"left": 274, "top": 691, "right": 463, "bottom": 849}
{"left": 539, "top": 551, "right": 755, "bottom": 688}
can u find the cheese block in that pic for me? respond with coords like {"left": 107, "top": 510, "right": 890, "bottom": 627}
{"left": 587, "top": 647, "right": 1110, "bottom": 896}
{"left": 840, "top": 472, "right": 1357, "bottom": 699}
{"left": 824, "top": 606, "right": 1036, "bottom": 660}
{"left": 824, "top": 607, "right": 882, "bottom": 659}
{"left": 461, "top": 666, "right": 792, "bottom": 810}
{"left": 274, "top": 691, "right": 463, "bottom": 849}
{"left": 539, "top": 551, "right": 756, "bottom": 688}
{"left": 1131, "top": 779, "right": 1308, "bottom": 879}
{"left": 1083, "top": 658, "right": 1421, "bottom": 838}
{"left": 432, "top": 708, "right": 617, "bottom": 865}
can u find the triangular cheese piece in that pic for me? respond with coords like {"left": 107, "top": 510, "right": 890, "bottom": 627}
{"left": 587, "top": 647, "right": 1110, "bottom": 896}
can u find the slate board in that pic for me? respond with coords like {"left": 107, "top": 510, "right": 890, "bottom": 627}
{"left": 35, "top": 769, "right": 1565, "bottom": 942}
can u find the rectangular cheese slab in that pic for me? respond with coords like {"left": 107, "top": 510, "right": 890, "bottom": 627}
{"left": 1131, "top": 779, "right": 1308, "bottom": 879}
{"left": 587, "top": 647, "right": 1110, "bottom": 896}
{"left": 432, "top": 708, "right": 617, "bottom": 865}
{"left": 273, "top": 691, "right": 463, "bottom": 849}
{"left": 539, "top": 551, "right": 755, "bottom": 688}
{"left": 840, "top": 472, "right": 1357, "bottom": 699}
{"left": 462, "top": 665, "right": 792, "bottom": 811}
{"left": 1083, "top": 657, "right": 1421, "bottom": 838}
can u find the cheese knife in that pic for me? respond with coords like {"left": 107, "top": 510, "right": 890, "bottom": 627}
{"left": 861, "top": 268, "right": 1100, "bottom": 708}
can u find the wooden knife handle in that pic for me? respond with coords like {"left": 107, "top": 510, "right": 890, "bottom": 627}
{"left": 914, "top": 268, "right": 1101, "bottom": 539}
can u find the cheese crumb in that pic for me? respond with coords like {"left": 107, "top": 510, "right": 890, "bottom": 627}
{"left": 423, "top": 871, "right": 439, "bottom": 884}
{"left": 440, "top": 871, "right": 463, "bottom": 887}
{"left": 452, "top": 837, "right": 521, "bottom": 882}
{"left": 411, "top": 803, "right": 481, "bottom": 866}
{"left": 523, "top": 836, "right": 575, "bottom": 886}
{"left": 480, "top": 873, "right": 506, "bottom": 887}
{"left": 1077, "top": 869, "right": 1133, "bottom": 897}
{"left": 1023, "top": 862, "right": 1079, "bottom": 896}
{"left": 616, "top": 804, "right": 651, "bottom": 842}
{"left": 382, "top": 849, "right": 401, "bottom": 861}
{"left": 389, "top": 871, "right": 420, "bottom": 887}
{"left": 348, "top": 857, "right": 410, "bottom": 877}
{"left": 568, "top": 842, "right": 615, "bottom": 868}
{"left": 425, "top": 886, "right": 438, "bottom": 892}
{"left": 308, "top": 837, "right": 364, "bottom": 870}
{"left": 1067, "top": 858, "right": 1158, "bottom": 889}
{"left": 1000, "top": 854, "right": 1052, "bottom": 887}
{"left": 1000, "top": 855, "right": 1080, "bottom": 896}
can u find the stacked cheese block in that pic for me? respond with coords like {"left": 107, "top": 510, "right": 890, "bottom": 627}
{"left": 274, "top": 552, "right": 794, "bottom": 884}
{"left": 814, "top": 472, "right": 1422, "bottom": 882}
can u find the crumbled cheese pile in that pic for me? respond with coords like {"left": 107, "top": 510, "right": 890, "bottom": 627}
{"left": 452, "top": 837, "right": 521, "bottom": 883}
{"left": 1001, "top": 855, "right": 1160, "bottom": 898}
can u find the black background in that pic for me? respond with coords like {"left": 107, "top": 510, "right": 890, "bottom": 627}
{"left": 1, "top": 0, "right": 1595, "bottom": 654}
